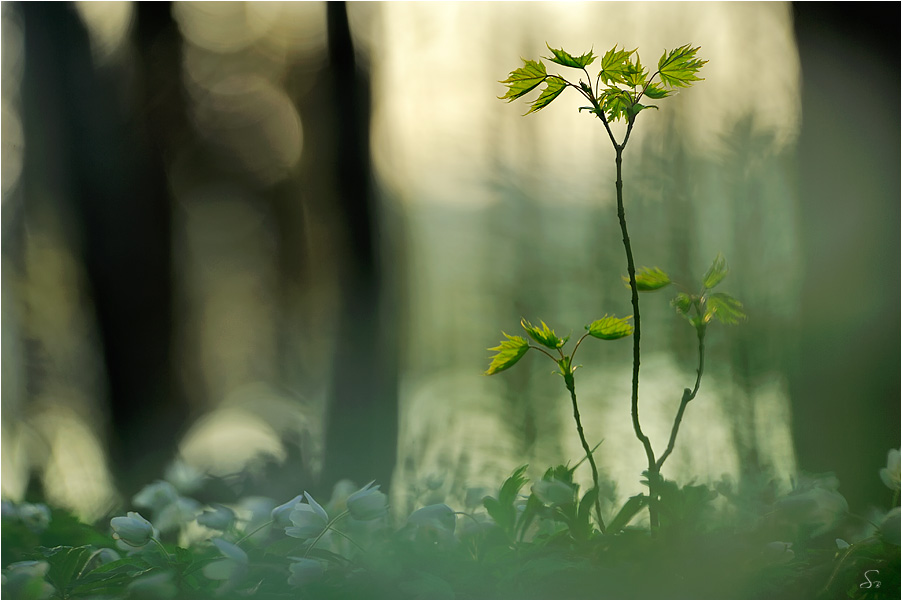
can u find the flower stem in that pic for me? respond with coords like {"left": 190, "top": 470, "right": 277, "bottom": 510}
{"left": 303, "top": 510, "right": 350, "bottom": 558}
{"left": 235, "top": 519, "right": 273, "bottom": 546}
{"left": 150, "top": 537, "right": 172, "bottom": 562}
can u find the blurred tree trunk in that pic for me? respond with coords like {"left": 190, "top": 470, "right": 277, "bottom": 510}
{"left": 20, "top": 1, "right": 187, "bottom": 497}
{"left": 321, "top": 2, "right": 399, "bottom": 491}
{"left": 791, "top": 3, "right": 900, "bottom": 510}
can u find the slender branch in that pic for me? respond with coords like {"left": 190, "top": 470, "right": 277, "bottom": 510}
{"left": 621, "top": 115, "right": 637, "bottom": 149}
{"left": 529, "top": 345, "right": 560, "bottom": 362}
{"left": 564, "top": 373, "right": 606, "bottom": 534}
{"left": 569, "top": 332, "right": 592, "bottom": 362}
{"left": 656, "top": 327, "right": 706, "bottom": 471}
{"left": 581, "top": 67, "right": 594, "bottom": 96}
{"left": 614, "top": 144, "right": 659, "bottom": 528}
{"left": 587, "top": 94, "right": 620, "bottom": 148}
{"left": 615, "top": 148, "right": 653, "bottom": 467}
{"left": 571, "top": 439, "right": 604, "bottom": 471}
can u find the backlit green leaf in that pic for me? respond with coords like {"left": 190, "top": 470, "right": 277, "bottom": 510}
{"left": 521, "top": 318, "right": 568, "bottom": 349}
{"left": 704, "top": 292, "right": 746, "bottom": 325}
{"left": 627, "top": 102, "right": 656, "bottom": 119}
{"left": 658, "top": 44, "right": 707, "bottom": 89}
{"left": 483, "top": 465, "right": 530, "bottom": 537}
{"left": 544, "top": 44, "right": 596, "bottom": 69}
{"left": 499, "top": 59, "right": 548, "bottom": 102}
{"left": 587, "top": 315, "right": 633, "bottom": 340}
{"left": 485, "top": 334, "right": 530, "bottom": 375}
{"left": 43, "top": 546, "right": 93, "bottom": 599}
{"left": 623, "top": 56, "right": 648, "bottom": 88}
{"left": 598, "top": 45, "right": 635, "bottom": 85}
{"left": 671, "top": 292, "right": 693, "bottom": 316}
{"left": 600, "top": 89, "right": 633, "bottom": 122}
{"left": 643, "top": 83, "right": 671, "bottom": 99}
{"left": 627, "top": 266, "right": 671, "bottom": 291}
{"left": 703, "top": 252, "right": 728, "bottom": 289}
{"left": 526, "top": 77, "right": 567, "bottom": 115}
{"left": 500, "top": 465, "right": 529, "bottom": 503}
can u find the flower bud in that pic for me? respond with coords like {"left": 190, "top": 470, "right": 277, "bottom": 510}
{"left": 285, "top": 494, "right": 329, "bottom": 539}
{"left": 763, "top": 541, "right": 795, "bottom": 564}
{"left": 2, "top": 561, "right": 55, "bottom": 599}
{"left": 880, "top": 449, "right": 901, "bottom": 492}
{"left": 202, "top": 538, "right": 249, "bottom": 581}
{"left": 110, "top": 512, "right": 154, "bottom": 547}
{"left": 271, "top": 495, "right": 304, "bottom": 528}
{"left": 406, "top": 504, "right": 456, "bottom": 533}
{"left": 197, "top": 504, "right": 236, "bottom": 531}
{"left": 288, "top": 558, "right": 325, "bottom": 586}
{"left": 17, "top": 503, "right": 52, "bottom": 533}
{"left": 347, "top": 481, "right": 388, "bottom": 521}
{"left": 132, "top": 481, "right": 179, "bottom": 512}
{"left": 127, "top": 572, "right": 177, "bottom": 599}
{"left": 880, "top": 507, "right": 900, "bottom": 546}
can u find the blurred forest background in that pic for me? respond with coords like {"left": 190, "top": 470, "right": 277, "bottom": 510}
{"left": 1, "top": 2, "right": 898, "bottom": 522}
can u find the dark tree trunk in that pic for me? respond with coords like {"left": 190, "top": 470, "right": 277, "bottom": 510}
{"left": 321, "top": 2, "right": 399, "bottom": 491}
{"left": 791, "top": 2, "right": 900, "bottom": 511}
{"left": 20, "top": 1, "right": 187, "bottom": 497}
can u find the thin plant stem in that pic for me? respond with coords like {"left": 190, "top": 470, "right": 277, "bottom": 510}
{"left": 235, "top": 519, "right": 274, "bottom": 546}
{"left": 303, "top": 510, "right": 350, "bottom": 558}
{"left": 330, "top": 527, "right": 367, "bottom": 554}
{"left": 656, "top": 327, "right": 706, "bottom": 471}
{"left": 150, "top": 537, "right": 173, "bottom": 562}
{"left": 613, "top": 143, "right": 659, "bottom": 528}
{"left": 564, "top": 372, "right": 606, "bottom": 534}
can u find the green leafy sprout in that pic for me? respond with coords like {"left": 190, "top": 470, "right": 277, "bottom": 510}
{"left": 493, "top": 42, "right": 746, "bottom": 531}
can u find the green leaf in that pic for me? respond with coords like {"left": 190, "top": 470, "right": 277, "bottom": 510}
{"left": 628, "top": 266, "right": 672, "bottom": 291}
{"left": 657, "top": 44, "right": 707, "bottom": 89}
{"left": 576, "top": 488, "right": 598, "bottom": 537}
{"left": 704, "top": 292, "right": 746, "bottom": 325}
{"left": 499, "top": 465, "right": 530, "bottom": 508}
{"left": 41, "top": 545, "right": 94, "bottom": 598}
{"left": 485, "top": 333, "right": 530, "bottom": 375}
{"left": 485, "top": 465, "right": 530, "bottom": 537}
{"left": 516, "top": 493, "right": 544, "bottom": 541}
{"left": 627, "top": 102, "right": 656, "bottom": 119}
{"left": 526, "top": 77, "right": 567, "bottom": 115}
{"left": 544, "top": 44, "right": 596, "bottom": 69}
{"left": 702, "top": 252, "right": 728, "bottom": 289}
{"left": 499, "top": 59, "right": 548, "bottom": 102}
{"left": 586, "top": 315, "right": 633, "bottom": 340}
{"left": 598, "top": 45, "right": 635, "bottom": 85}
{"left": 643, "top": 83, "right": 671, "bottom": 99}
{"left": 69, "top": 559, "right": 152, "bottom": 599}
{"left": 608, "top": 494, "right": 648, "bottom": 533}
{"left": 520, "top": 318, "right": 568, "bottom": 349}
{"left": 599, "top": 88, "right": 633, "bottom": 122}
{"left": 671, "top": 292, "right": 693, "bottom": 316}
{"left": 623, "top": 56, "right": 648, "bottom": 88}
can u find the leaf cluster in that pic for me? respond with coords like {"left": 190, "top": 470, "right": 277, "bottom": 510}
{"left": 499, "top": 43, "right": 707, "bottom": 123}
{"left": 485, "top": 315, "right": 631, "bottom": 377}
{"left": 627, "top": 253, "right": 746, "bottom": 334}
